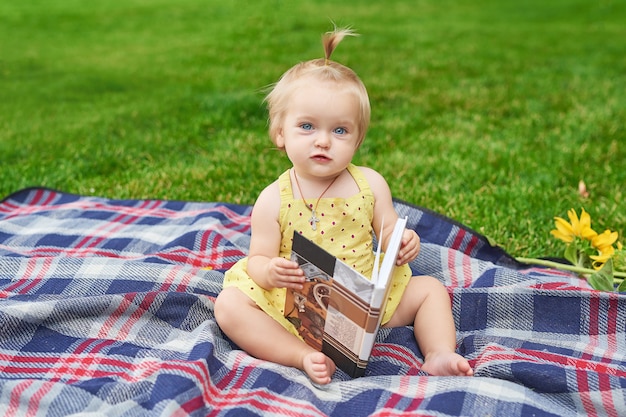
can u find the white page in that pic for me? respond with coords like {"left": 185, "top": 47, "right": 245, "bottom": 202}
{"left": 371, "top": 217, "right": 384, "bottom": 285}
{"left": 375, "top": 217, "right": 408, "bottom": 289}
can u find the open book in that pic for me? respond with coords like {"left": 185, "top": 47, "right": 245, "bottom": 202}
{"left": 284, "top": 217, "right": 408, "bottom": 378}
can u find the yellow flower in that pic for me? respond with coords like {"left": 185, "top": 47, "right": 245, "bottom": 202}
{"left": 550, "top": 208, "right": 597, "bottom": 243}
{"left": 591, "top": 229, "right": 618, "bottom": 252}
{"left": 590, "top": 245, "right": 615, "bottom": 269}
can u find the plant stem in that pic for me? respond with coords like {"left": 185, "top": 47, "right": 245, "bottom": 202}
{"left": 516, "top": 257, "right": 626, "bottom": 284}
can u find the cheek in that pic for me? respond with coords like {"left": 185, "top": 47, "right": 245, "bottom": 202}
{"left": 338, "top": 143, "right": 358, "bottom": 161}
{"left": 283, "top": 141, "right": 306, "bottom": 163}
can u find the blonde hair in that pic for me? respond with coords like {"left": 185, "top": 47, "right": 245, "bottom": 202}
{"left": 265, "top": 28, "right": 371, "bottom": 149}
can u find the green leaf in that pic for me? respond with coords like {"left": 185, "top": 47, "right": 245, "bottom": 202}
{"left": 578, "top": 252, "right": 592, "bottom": 269}
{"left": 617, "top": 279, "right": 626, "bottom": 293}
{"left": 564, "top": 244, "right": 578, "bottom": 267}
{"left": 587, "top": 260, "right": 615, "bottom": 292}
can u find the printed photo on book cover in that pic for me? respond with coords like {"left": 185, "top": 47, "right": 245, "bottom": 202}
{"left": 285, "top": 253, "right": 332, "bottom": 350}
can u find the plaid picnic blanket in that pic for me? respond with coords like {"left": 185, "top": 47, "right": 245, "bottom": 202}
{"left": 0, "top": 187, "right": 624, "bottom": 416}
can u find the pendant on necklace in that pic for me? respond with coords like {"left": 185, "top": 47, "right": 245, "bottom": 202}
{"left": 309, "top": 209, "right": 320, "bottom": 231}
{"left": 292, "top": 168, "right": 338, "bottom": 233}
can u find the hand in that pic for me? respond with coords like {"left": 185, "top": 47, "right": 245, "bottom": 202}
{"left": 396, "top": 229, "right": 420, "bottom": 266}
{"left": 266, "top": 257, "right": 305, "bottom": 290}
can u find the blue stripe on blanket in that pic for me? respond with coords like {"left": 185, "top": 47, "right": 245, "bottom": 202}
{"left": 0, "top": 187, "right": 624, "bottom": 416}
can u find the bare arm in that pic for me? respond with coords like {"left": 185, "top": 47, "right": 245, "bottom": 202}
{"left": 246, "top": 181, "right": 305, "bottom": 290}
{"left": 360, "top": 167, "right": 420, "bottom": 265}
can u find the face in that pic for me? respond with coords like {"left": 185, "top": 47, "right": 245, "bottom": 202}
{"left": 275, "top": 80, "right": 361, "bottom": 181}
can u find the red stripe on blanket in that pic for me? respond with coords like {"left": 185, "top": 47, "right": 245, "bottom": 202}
{"left": 451, "top": 228, "right": 466, "bottom": 250}
{"left": 586, "top": 292, "right": 621, "bottom": 361}
{"left": 598, "top": 372, "right": 619, "bottom": 417}
{"left": 30, "top": 189, "right": 56, "bottom": 207}
{"left": 447, "top": 248, "right": 459, "bottom": 288}
{"left": 0, "top": 200, "right": 19, "bottom": 214}
{"left": 98, "top": 292, "right": 143, "bottom": 340}
{"left": 576, "top": 369, "right": 599, "bottom": 417}
{"left": 380, "top": 376, "right": 427, "bottom": 413}
{"left": 74, "top": 338, "right": 117, "bottom": 355}
{"left": 0, "top": 257, "right": 53, "bottom": 296}
{"left": 372, "top": 343, "right": 420, "bottom": 371}
{"left": 8, "top": 380, "right": 34, "bottom": 416}
{"left": 114, "top": 292, "right": 161, "bottom": 339}
{"left": 72, "top": 200, "right": 159, "bottom": 254}
{"left": 29, "top": 380, "right": 56, "bottom": 417}
{"left": 447, "top": 248, "right": 474, "bottom": 288}
{"left": 451, "top": 228, "right": 479, "bottom": 256}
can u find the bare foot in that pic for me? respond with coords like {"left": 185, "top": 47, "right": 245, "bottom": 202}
{"left": 302, "top": 351, "right": 336, "bottom": 384}
{"left": 422, "top": 351, "right": 473, "bottom": 376}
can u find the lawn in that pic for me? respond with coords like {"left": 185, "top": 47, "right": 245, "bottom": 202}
{"left": 1, "top": 0, "right": 624, "bottom": 258}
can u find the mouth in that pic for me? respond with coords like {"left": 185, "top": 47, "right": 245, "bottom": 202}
{"left": 311, "top": 154, "right": 332, "bottom": 163}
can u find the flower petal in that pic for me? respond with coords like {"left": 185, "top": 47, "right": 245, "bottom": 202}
{"left": 567, "top": 209, "right": 579, "bottom": 228}
{"left": 592, "top": 230, "right": 618, "bottom": 251}
{"left": 579, "top": 208, "right": 592, "bottom": 230}
{"left": 574, "top": 208, "right": 597, "bottom": 240}
{"left": 551, "top": 229, "right": 574, "bottom": 243}
{"left": 554, "top": 216, "right": 574, "bottom": 234}
{"left": 552, "top": 216, "right": 575, "bottom": 243}
{"left": 590, "top": 249, "right": 614, "bottom": 269}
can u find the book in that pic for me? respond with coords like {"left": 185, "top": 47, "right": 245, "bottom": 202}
{"left": 284, "top": 216, "right": 408, "bottom": 378}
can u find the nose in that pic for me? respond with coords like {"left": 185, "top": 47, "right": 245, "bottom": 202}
{"left": 314, "top": 131, "right": 331, "bottom": 148}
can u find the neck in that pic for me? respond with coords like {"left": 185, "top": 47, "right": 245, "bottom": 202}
{"left": 291, "top": 169, "right": 343, "bottom": 199}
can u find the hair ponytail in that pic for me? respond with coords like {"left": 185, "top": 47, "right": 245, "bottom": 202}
{"left": 323, "top": 27, "right": 357, "bottom": 65}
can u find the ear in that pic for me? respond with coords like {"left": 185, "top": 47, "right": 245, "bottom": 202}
{"left": 275, "top": 128, "right": 285, "bottom": 149}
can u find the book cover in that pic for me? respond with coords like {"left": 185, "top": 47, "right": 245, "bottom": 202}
{"left": 284, "top": 217, "right": 408, "bottom": 377}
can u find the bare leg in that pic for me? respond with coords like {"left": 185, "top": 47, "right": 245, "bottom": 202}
{"left": 384, "top": 275, "right": 473, "bottom": 376}
{"left": 214, "top": 286, "right": 336, "bottom": 384}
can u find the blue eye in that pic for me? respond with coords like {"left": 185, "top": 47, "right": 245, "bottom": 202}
{"left": 300, "top": 123, "right": 313, "bottom": 130}
{"left": 334, "top": 127, "right": 347, "bottom": 135}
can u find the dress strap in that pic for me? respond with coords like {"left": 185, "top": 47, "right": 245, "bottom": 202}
{"left": 278, "top": 169, "right": 294, "bottom": 200}
{"left": 347, "top": 164, "right": 373, "bottom": 195}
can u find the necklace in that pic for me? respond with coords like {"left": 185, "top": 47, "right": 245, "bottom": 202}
{"left": 292, "top": 169, "right": 339, "bottom": 231}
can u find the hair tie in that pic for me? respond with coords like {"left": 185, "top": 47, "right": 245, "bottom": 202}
{"left": 324, "top": 58, "right": 330, "bottom": 66}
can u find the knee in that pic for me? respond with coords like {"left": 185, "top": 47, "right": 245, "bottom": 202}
{"left": 421, "top": 275, "right": 446, "bottom": 289}
{"left": 411, "top": 275, "right": 449, "bottom": 298}
{"left": 214, "top": 286, "right": 242, "bottom": 329}
{"left": 412, "top": 274, "right": 442, "bottom": 289}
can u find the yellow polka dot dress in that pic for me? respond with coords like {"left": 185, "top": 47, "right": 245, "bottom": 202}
{"left": 223, "top": 164, "right": 411, "bottom": 339}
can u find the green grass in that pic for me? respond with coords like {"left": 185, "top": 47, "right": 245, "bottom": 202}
{"left": 1, "top": 0, "right": 625, "bottom": 258}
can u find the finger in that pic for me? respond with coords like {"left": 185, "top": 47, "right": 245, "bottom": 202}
{"left": 279, "top": 265, "right": 304, "bottom": 278}
{"left": 275, "top": 258, "right": 300, "bottom": 269}
{"left": 397, "top": 246, "right": 418, "bottom": 265}
{"left": 280, "top": 275, "right": 305, "bottom": 290}
{"left": 283, "top": 281, "right": 304, "bottom": 290}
